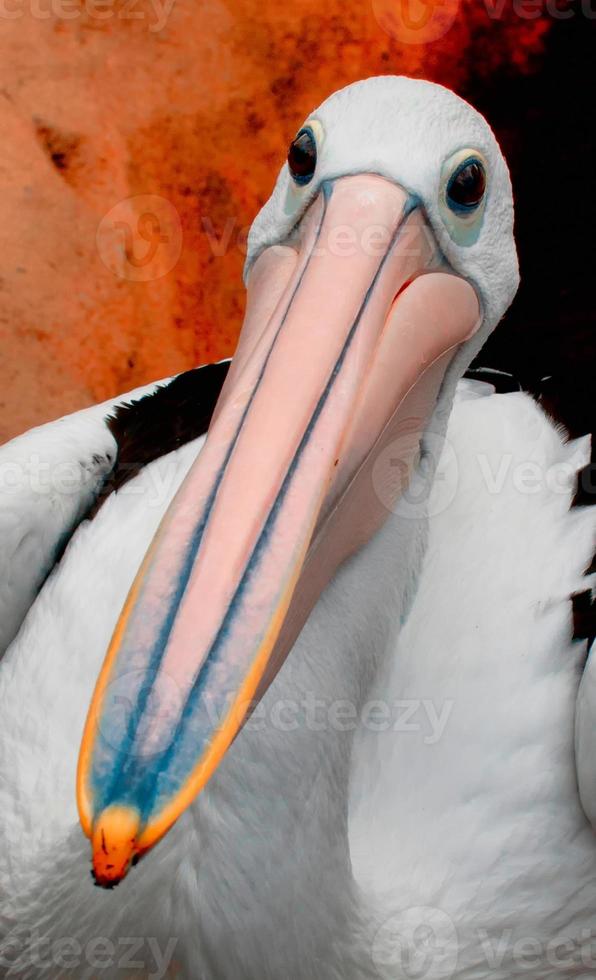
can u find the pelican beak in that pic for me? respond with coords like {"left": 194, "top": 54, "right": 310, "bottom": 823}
{"left": 77, "top": 175, "right": 480, "bottom": 886}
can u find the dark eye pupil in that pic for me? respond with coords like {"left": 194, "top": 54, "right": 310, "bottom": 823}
{"left": 447, "top": 160, "right": 486, "bottom": 211}
{"left": 288, "top": 128, "right": 317, "bottom": 184}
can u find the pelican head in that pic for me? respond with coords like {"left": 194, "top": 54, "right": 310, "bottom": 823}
{"left": 77, "top": 75, "right": 519, "bottom": 886}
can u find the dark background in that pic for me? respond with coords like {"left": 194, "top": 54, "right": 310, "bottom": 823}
{"left": 468, "top": 11, "right": 595, "bottom": 446}
{"left": 0, "top": 0, "right": 593, "bottom": 447}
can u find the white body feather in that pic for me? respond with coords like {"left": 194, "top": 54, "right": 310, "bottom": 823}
{"left": 0, "top": 380, "right": 163, "bottom": 655}
{"left": 0, "top": 382, "right": 594, "bottom": 979}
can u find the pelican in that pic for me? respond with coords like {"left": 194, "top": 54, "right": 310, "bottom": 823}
{"left": 0, "top": 76, "right": 595, "bottom": 980}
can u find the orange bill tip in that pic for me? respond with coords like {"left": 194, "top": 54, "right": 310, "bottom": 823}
{"left": 91, "top": 804, "right": 141, "bottom": 889}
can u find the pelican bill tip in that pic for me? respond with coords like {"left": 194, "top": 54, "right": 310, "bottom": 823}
{"left": 91, "top": 803, "right": 141, "bottom": 888}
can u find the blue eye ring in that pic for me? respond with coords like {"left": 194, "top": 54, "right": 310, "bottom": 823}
{"left": 288, "top": 126, "right": 317, "bottom": 186}
{"left": 446, "top": 156, "right": 487, "bottom": 215}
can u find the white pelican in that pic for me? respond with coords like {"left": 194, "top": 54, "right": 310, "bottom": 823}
{"left": 0, "top": 76, "right": 594, "bottom": 980}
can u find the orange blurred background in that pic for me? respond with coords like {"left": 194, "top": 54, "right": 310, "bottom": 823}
{"left": 0, "top": 0, "right": 552, "bottom": 440}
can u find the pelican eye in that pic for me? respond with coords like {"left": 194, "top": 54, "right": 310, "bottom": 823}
{"left": 288, "top": 127, "right": 317, "bottom": 185}
{"left": 439, "top": 148, "right": 489, "bottom": 246}
{"left": 446, "top": 158, "right": 487, "bottom": 214}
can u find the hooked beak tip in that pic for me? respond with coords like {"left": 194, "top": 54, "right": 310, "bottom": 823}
{"left": 91, "top": 804, "right": 141, "bottom": 888}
